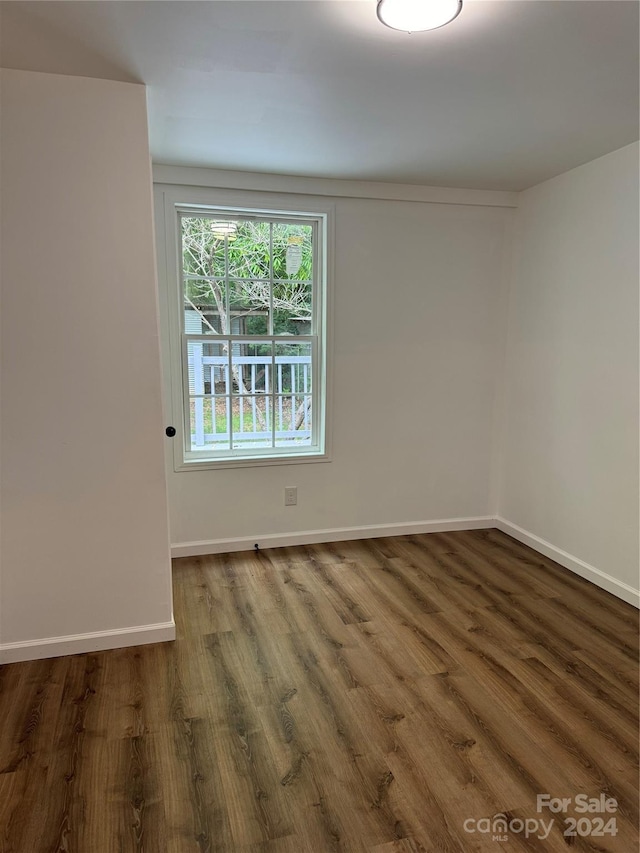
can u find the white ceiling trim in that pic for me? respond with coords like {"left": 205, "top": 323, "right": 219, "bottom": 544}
{"left": 152, "top": 164, "right": 518, "bottom": 208}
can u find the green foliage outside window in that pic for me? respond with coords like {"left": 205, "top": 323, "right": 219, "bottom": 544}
{"left": 181, "top": 217, "right": 313, "bottom": 344}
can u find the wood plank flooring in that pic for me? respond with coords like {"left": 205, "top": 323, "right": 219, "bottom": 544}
{"left": 0, "top": 529, "right": 638, "bottom": 852}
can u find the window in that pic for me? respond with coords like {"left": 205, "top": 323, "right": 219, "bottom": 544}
{"left": 164, "top": 199, "right": 329, "bottom": 469}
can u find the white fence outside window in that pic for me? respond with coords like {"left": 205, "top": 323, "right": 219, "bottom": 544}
{"left": 188, "top": 345, "right": 312, "bottom": 449}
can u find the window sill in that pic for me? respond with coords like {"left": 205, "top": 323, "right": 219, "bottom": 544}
{"left": 174, "top": 449, "right": 331, "bottom": 472}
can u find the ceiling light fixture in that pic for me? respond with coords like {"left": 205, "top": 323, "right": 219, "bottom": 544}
{"left": 377, "top": 0, "right": 462, "bottom": 33}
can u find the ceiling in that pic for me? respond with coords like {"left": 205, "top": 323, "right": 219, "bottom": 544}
{"left": 1, "top": 0, "right": 638, "bottom": 190}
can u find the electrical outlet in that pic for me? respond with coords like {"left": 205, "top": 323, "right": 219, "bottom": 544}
{"left": 284, "top": 487, "right": 297, "bottom": 506}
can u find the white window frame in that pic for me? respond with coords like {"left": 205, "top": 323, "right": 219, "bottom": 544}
{"left": 156, "top": 186, "right": 332, "bottom": 471}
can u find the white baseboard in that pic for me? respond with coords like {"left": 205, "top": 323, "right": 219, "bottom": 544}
{"left": 0, "top": 620, "right": 176, "bottom": 665}
{"left": 495, "top": 517, "right": 640, "bottom": 608}
{"left": 4, "top": 516, "right": 634, "bottom": 666}
{"left": 171, "top": 516, "right": 495, "bottom": 558}
{"left": 173, "top": 516, "right": 639, "bottom": 610}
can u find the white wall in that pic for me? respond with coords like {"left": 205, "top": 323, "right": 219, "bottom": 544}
{"left": 155, "top": 179, "right": 513, "bottom": 550}
{"left": 499, "top": 142, "right": 639, "bottom": 601}
{"left": 0, "top": 70, "right": 174, "bottom": 661}
{"left": 0, "top": 73, "right": 634, "bottom": 666}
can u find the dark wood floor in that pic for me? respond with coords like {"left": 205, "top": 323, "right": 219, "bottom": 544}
{"left": 0, "top": 529, "right": 638, "bottom": 852}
